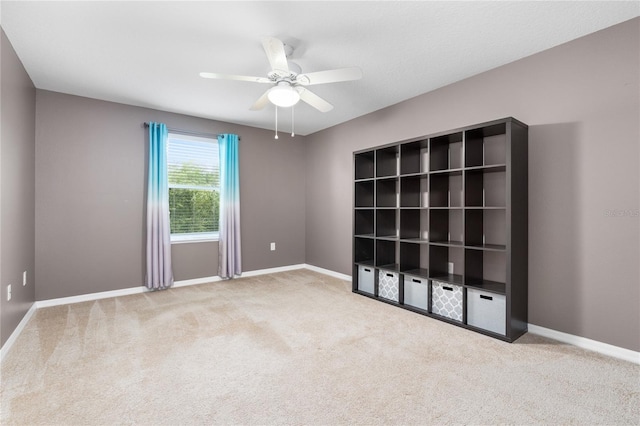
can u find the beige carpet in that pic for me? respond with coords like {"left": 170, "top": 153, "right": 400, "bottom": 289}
{"left": 1, "top": 269, "right": 638, "bottom": 425}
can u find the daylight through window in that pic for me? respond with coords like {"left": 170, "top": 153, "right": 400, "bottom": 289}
{"left": 167, "top": 133, "right": 219, "bottom": 242}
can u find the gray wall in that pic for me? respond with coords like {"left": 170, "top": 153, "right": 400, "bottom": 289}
{"left": 0, "top": 29, "right": 36, "bottom": 347}
{"left": 35, "top": 91, "right": 305, "bottom": 300}
{"left": 305, "top": 18, "right": 640, "bottom": 351}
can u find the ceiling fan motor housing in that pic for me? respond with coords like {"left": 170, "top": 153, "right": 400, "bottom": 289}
{"left": 268, "top": 61, "right": 302, "bottom": 82}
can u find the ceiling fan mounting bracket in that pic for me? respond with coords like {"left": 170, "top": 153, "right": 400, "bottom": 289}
{"left": 282, "top": 43, "right": 294, "bottom": 58}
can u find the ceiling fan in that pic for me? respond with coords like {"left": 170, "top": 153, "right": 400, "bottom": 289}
{"left": 200, "top": 37, "right": 362, "bottom": 112}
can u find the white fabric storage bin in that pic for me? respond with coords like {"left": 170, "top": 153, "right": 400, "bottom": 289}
{"left": 467, "top": 288, "right": 506, "bottom": 335}
{"left": 431, "top": 281, "right": 463, "bottom": 322}
{"left": 357, "top": 265, "right": 375, "bottom": 294}
{"left": 378, "top": 270, "right": 399, "bottom": 302}
{"left": 403, "top": 275, "right": 428, "bottom": 310}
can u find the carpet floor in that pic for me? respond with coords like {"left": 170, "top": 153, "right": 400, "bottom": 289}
{"left": 1, "top": 269, "right": 638, "bottom": 425}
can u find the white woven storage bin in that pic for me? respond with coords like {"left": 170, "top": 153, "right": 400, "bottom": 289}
{"left": 403, "top": 275, "right": 428, "bottom": 310}
{"left": 467, "top": 288, "right": 506, "bottom": 335}
{"left": 357, "top": 265, "right": 375, "bottom": 295}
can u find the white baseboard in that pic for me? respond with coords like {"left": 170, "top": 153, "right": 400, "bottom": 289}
{"left": 240, "top": 263, "right": 306, "bottom": 277}
{"left": 304, "top": 263, "right": 351, "bottom": 281}
{"left": 174, "top": 264, "right": 308, "bottom": 285}
{"left": 34, "top": 263, "right": 308, "bottom": 309}
{"left": 528, "top": 324, "right": 639, "bottom": 365}
{"left": 0, "top": 302, "right": 37, "bottom": 363}
{"left": 173, "top": 276, "right": 222, "bottom": 287}
{"left": 35, "top": 286, "right": 152, "bottom": 308}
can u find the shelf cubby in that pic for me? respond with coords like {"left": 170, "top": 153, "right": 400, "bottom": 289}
{"left": 376, "top": 178, "right": 398, "bottom": 208}
{"left": 400, "top": 175, "right": 428, "bottom": 207}
{"left": 354, "top": 237, "right": 375, "bottom": 265}
{"left": 465, "top": 123, "right": 507, "bottom": 168}
{"left": 376, "top": 145, "right": 399, "bottom": 177}
{"left": 429, "top": 245, "right": 464, "bottom": 285}
{"left": 376, "top": 239, "right": 398, "bottom": 271}
{"left": 429, "top": 171, "right": 462, "bottom": 208}
{"left": 355, "top": 150, "right": 375, "bottom": 180}
{"left": 399, "top": 208, "right": 428, "bottom": 241}
{"left": 355, "top": 180, "right": 374, "bottom": 208}
{"left": 464, "top": 168, "right": 506, "bottom": 208}
{"left": 354, "top": 209, "right": 375, "bottom": 237}
{"left": 376, "top": 209, "right": 398, "bottom": 239}
{"left": 400, "top": 242, "right": 429, "bottom": 278}
{"left": 465, "top": 209, "right": 506, "bottom": 250}
{"left": 429, "top": 209, "right": 463, "bottom": 246}
{"left": 400, "top": 139, "right": 429, "bottom": 175}
{"left": 465, "top": 249, "right": 506, "bottom": 294}
{"left": 430, "top": 132, "right": 463, "bottom": 171}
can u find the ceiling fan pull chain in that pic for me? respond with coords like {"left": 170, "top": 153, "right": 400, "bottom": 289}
{"left": 291, "top": 105, "right": 295, "bottom": 137}
{"left": 274, "top": 106, "right": 279, "bottom": 139}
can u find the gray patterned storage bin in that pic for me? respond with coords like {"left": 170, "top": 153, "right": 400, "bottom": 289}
{"left": 378, "top": 270, "right": 399, "bottom": 302}
{"left": 431, "top": 280, "right": 463, "bottom": 322}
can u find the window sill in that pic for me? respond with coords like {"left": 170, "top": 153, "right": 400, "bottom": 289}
{"left": 171, "top": 233, "right": 219, "bottom": 244}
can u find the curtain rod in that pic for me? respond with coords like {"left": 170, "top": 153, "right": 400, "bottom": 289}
{"left": 143, "top": 122, "right": 238, "bottom": 140}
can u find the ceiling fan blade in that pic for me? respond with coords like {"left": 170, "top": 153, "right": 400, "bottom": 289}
{"left": 200, "top": 72, "right": 271, "bottom": 83}
{"left": 249, "top": 90, "right": 271, "bottom": 111}
{"left": 296, "top": 67, "right": 362, "bottom": 86}
{"left": 262, "top": 37, "right": 289, "bottom": 73}
{"left": 298, "top": 88, "right": 333, "bottom": 112}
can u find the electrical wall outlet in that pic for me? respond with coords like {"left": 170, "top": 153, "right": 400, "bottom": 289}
{"left": 7, "top": 285, "right": 11, "bottom": 301}
{"left": 23, "top": 271, "right": 27, "bottom": 286}
{"left": 447, "top": 262, "right": 454, "bottom": 274}
{"left": 270, "top": 242, "right": 276, "bottom": 251}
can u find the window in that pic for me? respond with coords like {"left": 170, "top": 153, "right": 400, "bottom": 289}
{"left": 167, "top": 133, "right": 219, "bottom": 242}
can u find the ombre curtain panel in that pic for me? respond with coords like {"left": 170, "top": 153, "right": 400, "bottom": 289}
{"left": 218, "top": 134, "right": 242, "bottom": 279}
{"left": 146, "top": 122, "right": 173, "bottom": 289}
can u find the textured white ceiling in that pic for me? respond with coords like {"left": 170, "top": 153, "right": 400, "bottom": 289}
{"left": 2, "top": 1, "right": 638, "bottom": 135}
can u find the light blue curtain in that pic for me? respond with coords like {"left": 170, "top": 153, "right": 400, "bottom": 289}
{"left": 146, "top": 122, "right": 173, "bottom": 289}
{"left": 218, "top": 134, "right": 242, "bottom": 278}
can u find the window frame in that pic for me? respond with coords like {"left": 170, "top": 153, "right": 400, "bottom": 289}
{"left": 166, "top": 132, "right": 220, "bottom": 243}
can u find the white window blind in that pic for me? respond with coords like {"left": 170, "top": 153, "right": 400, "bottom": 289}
{"left": 167, "top": 133, "right": 219, "bottom": 242}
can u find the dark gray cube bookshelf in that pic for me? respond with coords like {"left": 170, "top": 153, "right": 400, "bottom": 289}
{"left": 352, "top": 117, "right": 528, "bottom": 342}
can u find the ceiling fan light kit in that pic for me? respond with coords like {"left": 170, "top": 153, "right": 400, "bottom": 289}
{"left": 267, "top": 82, "right": 301, "bottom": 107}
